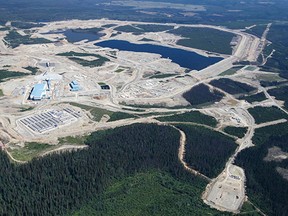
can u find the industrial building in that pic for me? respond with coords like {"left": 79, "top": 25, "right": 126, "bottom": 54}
{"left": 70, "top": 80, "right": 80, "bottom": 91}
{"left": 101, "top": 85, "right": 110, "bottom": 90}
{"left": 29, "top": 83, "right": 47, "bottom": 100}
{"left": 19, "top": 108, "right": 81, "bottom": 134}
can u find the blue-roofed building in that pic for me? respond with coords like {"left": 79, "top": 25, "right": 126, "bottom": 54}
{"left": 70, "top": 80, "right": 80, "bottom": 91}
{"left": 29, "top": 83, "right": 47, "bottom": 100}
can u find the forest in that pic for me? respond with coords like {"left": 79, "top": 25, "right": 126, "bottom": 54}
{"left": 224, "top": 126, "right": 247, "bottom": 138}
{"left": 4, "top": 30, "right": 51, "bottom": 48}
{"left": 268, "top": 86, "right": 288, "bottom": 109}
{"left": 248, "top": 106, "right": 287, "bottom": 124}
{"left": 169, "top": 27, "right": 234, "bottom": 55}
{"left": 210, "top": 78, "right": 256, "bottom": 96}
{"left": 175, "top": 124, "right": 237, "bottom": 178}
{"left": 182, "top": 84, "right": 224, "bottom": 107}
{"left": 238, "top": 92, "right": 267, "bottom": 103}
{"left": 0, "top": 123, "right": 233, "bottom": 215}
{"left": 156, "top": 111, "right": 217, "bottom": 127}
{"left": 235, "top": 122, "right": 288, "bottom": 216}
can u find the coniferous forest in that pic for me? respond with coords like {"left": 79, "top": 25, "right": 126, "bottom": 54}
{"left": 0, "top": 123, "right": 234, "bottom": 216}
{"left": 235, "top": 123, "right": 288, "bottom": 216}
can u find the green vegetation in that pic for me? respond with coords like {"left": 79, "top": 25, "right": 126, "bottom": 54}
{"left": 97, "top": 82, "right": 107, "bottom": 86}
{"left": 248, "top": 106, "right": 287, "bottom": 124}
{"left": 0, "top": 89, "right": 3, "bottom": 97}
{"left": 140, "top": 37, "right": 155, "bottom": 42}
{"left": 268, "top": 86, "right": 288, "bottom": 109}
{"left": 224, "top": 126, "right": 248, "bottom": 138}
{"left": 8, "top": 142, "right": 53, "bottom": 161}
{"left": 102, "top": 24, "right": 116, "bottom": 28}
{"left": 11, "top": 21, "right": 45, "bottom": 29}
{"left": 69, "top": 102, "right": 136, "bottom": 122}
{"left": 0, "top": 123, "right": 228, "bottom": 215}
{"left": 240, "top": 202, "right": 262, "bottom": 215}
{"left": 235, "top": 122, "right": 288, "bottom": 215}
{"left": 169, "top": 27, "right": 234, "bottom": 55}
{"left": 175, "top": 124, "right": 237, "bottom": 178}
{"left": 219, "top": 66, "right": 243, "bottom": 76}
{"left": 149, "top": 73, "right": 177, "bottom": 79}
{"left": 260, "top": 24, "right": 288, "bottom": 78}
{"left": 210, "top": 78, "right": 256, "bottom": 96}
{"left": 183, "top": 84, "right": 224, "bottom": 107}
{"left": 71, "top": 27, "right": 103, "bottom": 34}
{"left": 72, "top": 171, "right": 225, "bottom": 216}
{"left": 245, "top": 66, "right": 257, "bottom": 71}
{"left": 58, "top": 135, "right": 88, "bottom": 145}
{"left": 252, "top": 122, "right": 288, "bottom": 146}
{"left": 245, "top": 24, "right": 267, "bottom": 38}
{"left": 239, "top": 92, "right": 267, "bottom": 103}
{"left": 0, "top": 27, "right": 10, "bottom": 31}
{"left": 115, "top": 68, "right": 125, "bottom": 73}
{"left": 260, "top": 80, "right": 288, "bottom": 87}
{"left": 57, "top": 51, "right": 110, "bottom": 67}
{"left": 0, "top": 0, "right": 287, "bottom": 28}
{"left": 0, "top": 69, "right": 28, "bottom": 82}
{"left": 120, "top": 101, "right": 190, "bottom": 109}
{"left": 23, "top": 66, "right": 39, "bottom": 75}
{"left": 4, "top": 30, "right": 51, "bottom": 48}
{"left": 156, "top": 111, "right": 218, "bottom": 127}
{"left": 115, "top": 24, "right": 173, "bottom": 33}
{"left": 108, "top": 112, "right": 136, "bottom": 122}
{"left": 19, "top": 106, "right": 34, "bottom": 112}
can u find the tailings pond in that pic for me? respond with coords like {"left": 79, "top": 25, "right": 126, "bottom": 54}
{"left": 95, "top": 40, "right": 223, "bottom": 70}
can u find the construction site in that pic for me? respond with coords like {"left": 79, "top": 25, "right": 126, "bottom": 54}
{"left": 0, "top": 18, "right": 286, "bottom": 215}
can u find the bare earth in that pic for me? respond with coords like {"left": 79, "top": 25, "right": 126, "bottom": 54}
{"left": 0, "top": 19, "right": 285, "bottom": 214}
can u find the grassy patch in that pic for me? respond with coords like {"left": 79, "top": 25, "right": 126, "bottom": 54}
{"left": 58, "top": 135, "right": 88, "bottom": 145}
{"left": 8, "top": 142, "right": 54, "bottom": 162}
{"left": 149, "top": 73, "right": 177, "bottom": 79}
{"left": 169, "top": 27, "right": 234, "bottom": 55}
{"left": 69, "top": 102, "right": 135, "bottom": 122}
{"left": 248, "top": 106, "right": 287, "bottom": 124}
{"left": 210, "top": 78, "right": 256, "bottom": 96}
{"left": 4, "top": 30, "right": 51, "bottom": 48}
{"left": 156, "top": 111, "right": 217, "bottom": 127}
{"left": 0, "top": 89, "right": 3, "bottom": 97}
{"left": 183, "top": 84, "right": 224, "bottom": 107}
{"left": 219, "top": 66, "right": 243, "bottom": 76}
{"left": 240, "top": 202, "right": 262, "bottom": 215}
{"left": 57, "top": 51, "right": 110, "bottom": 67}
{"left": 245, "top": 66, "right": 257, "bottom": 71}
{"left": 97, "top": 82, "right": 106, "bottom": 86}
{"left": 115, "top": 68, "right": 125, "bottom": 73}
{"left": 19, "top": 106, "right": 34, "bottom": 112}
{"left": 224, "top": 126, "right": 248, "bottom": 138}
{"left": 239, "top": 92, "right": 267, "bottom": 103}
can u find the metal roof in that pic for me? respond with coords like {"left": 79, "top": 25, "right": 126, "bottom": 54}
{"left": 30, "top": 83, "right": 46, "bottom": 100}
